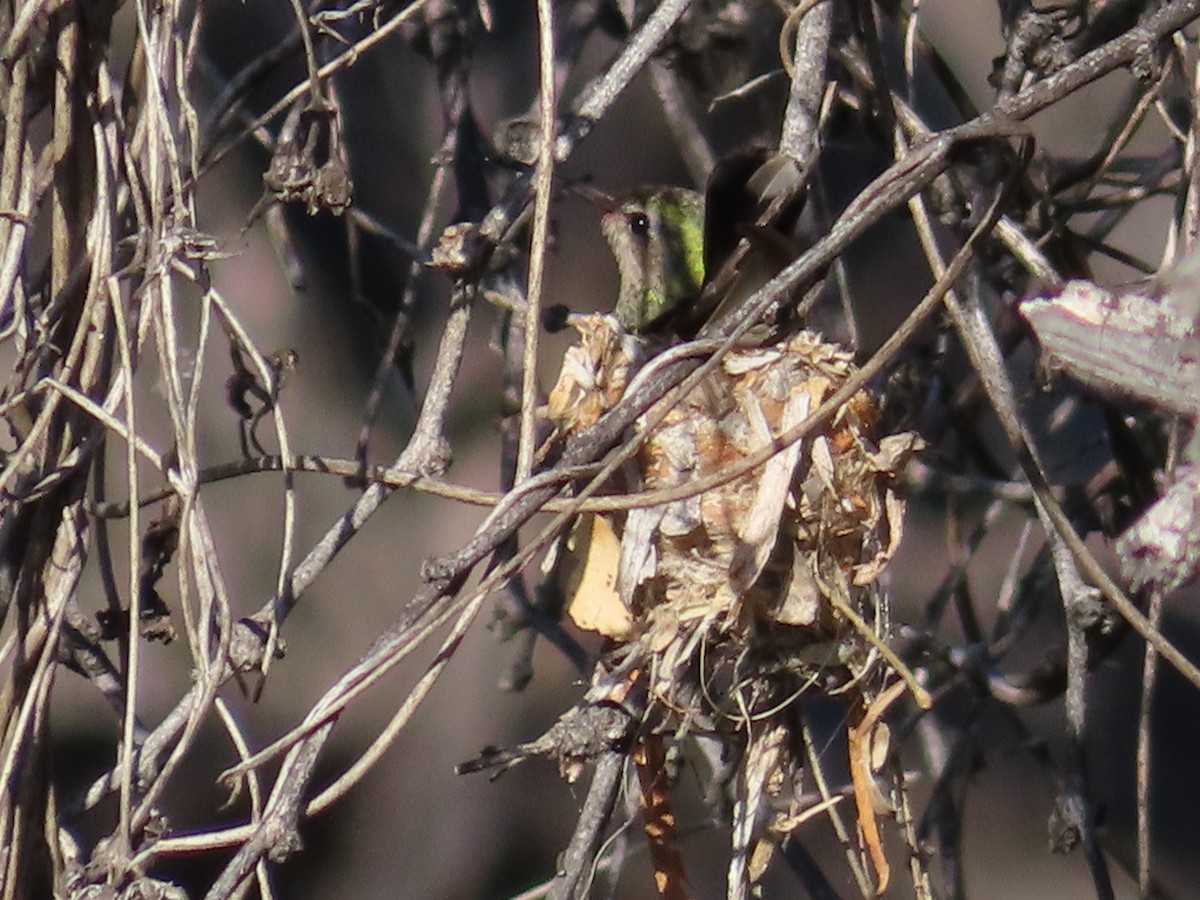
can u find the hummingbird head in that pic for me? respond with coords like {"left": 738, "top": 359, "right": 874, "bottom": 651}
{"left": 589, "top": 186, "right": 706, "bottom": 334}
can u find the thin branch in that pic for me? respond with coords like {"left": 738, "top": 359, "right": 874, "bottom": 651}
{"left": 517, "top": 0, "right": 557, "bottom": 484}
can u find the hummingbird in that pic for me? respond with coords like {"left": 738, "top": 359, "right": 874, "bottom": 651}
{"left": 589, "top": 151, "right": 809, "bottom": 340}
{"left": 589, "top": 185, "right": 707, "bottom": 335}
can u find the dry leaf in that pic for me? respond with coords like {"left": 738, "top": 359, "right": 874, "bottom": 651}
{"left": 634, "top": 736, "right": 692, "bottom": 900}
{"left": 563, "top": 514, "right": 633, "bottom": 639}
{"left": 545, "top": 315, "right": 633, "bottom": 433}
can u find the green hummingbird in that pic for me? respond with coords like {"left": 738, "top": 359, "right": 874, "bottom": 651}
{"left": 590, "top": 152, "right": 808, "bottom": 339}
{"left": 591, "top": 186, "right": 707, "bottom": 335}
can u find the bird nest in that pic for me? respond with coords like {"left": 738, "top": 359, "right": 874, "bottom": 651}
{"left": 538, "top": 315, "right": 926, "bottom": 894}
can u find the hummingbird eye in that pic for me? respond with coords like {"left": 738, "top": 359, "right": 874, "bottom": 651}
{"left": 627, "top": 212, "right": 650, "bottom": 237}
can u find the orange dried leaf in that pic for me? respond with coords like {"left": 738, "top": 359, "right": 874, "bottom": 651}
{"left": 849, "top": 717, "right": 891, "bottom": 895}
{"left": 848, "top": 680, "right": 911, "bottom": 895}
{"left": 634, "top": 736, "right": 692, "bottom": 900}
{"left": 563, "top": 514, "right": 633, "bottom": 639}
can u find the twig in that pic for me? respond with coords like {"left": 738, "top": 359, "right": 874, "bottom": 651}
{"left": 778, "top": 0, "right": 830, "bottom": 168}
{"left": 548, "top": 752, "right": 626, "bottom": 900}
{"left": 649, "top": 61, "right": 714, "bottom": 187}
{"left": 556, "top": 0, "right": 694, "bottom": 158}
{"left": 1137, "top": 588, "right": 1163, "bottom": 897}
{"left": 517, "top": 0, "right": 557, "bottom": 484}
{"left": 200, "top": 0, "right": 439, "bottom": 175}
